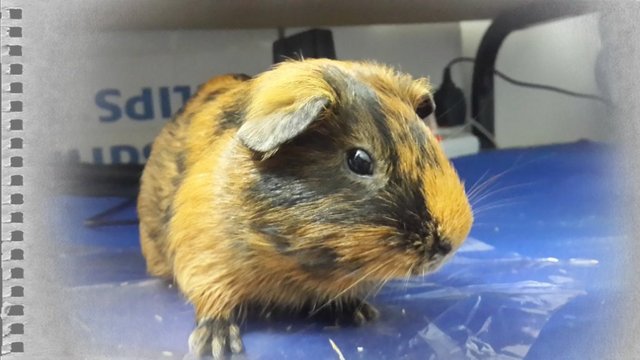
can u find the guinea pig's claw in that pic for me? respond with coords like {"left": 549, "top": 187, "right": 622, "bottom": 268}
{"left": 353, "top": 301, "right": 379, "bottom": 325}
{"left": 189, "top": 317, "right": 244, "bottom": 359}
{"left": 322, "top": 300, "right": 379, "bottom": 326}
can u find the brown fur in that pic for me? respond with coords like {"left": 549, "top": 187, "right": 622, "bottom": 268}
{"left": 137, "top": 59, "right": 473, "bottom": 358}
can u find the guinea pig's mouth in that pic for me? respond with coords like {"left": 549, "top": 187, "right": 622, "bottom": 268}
{"left": 404, "top": 231, "right": 454, "bottom": 276}
{"left": 410, "top": 252, "right": 451, "bottom": 277}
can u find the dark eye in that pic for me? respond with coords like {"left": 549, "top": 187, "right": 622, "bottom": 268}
{"left": 346, "top": 149, "right": 373, "bottom": 176}
{"left": 416, "top": 97, "right": 435, "bottom": 119}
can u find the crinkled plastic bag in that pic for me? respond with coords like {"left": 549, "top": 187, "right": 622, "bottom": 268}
{"left": 67, "top": 237, "right": 591, "bottom": 360}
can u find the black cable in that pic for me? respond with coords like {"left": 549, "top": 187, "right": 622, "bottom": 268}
{"left": 444, "top": 57, "right": 611, "bottom": 106}
{"left": 445, "top": 56, "right": 476, "bottom": 69}
{"left": 84, "top": 197, "right": 139, "bottom": 228}
{"left": 493, "top": 70, "right": 611, "bottom": 106}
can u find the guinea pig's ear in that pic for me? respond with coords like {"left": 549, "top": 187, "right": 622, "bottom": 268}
{"left": 237, "top": 95, "right": 332, "bottom": 158}
{"left": 416, "top": 95, "right": 435, "bottom": 121}
{"left": 237, "top": 61, "right": 338, "bottom": 158}
{"left": 416, "top": 94, "right": 438, "bottom": 133}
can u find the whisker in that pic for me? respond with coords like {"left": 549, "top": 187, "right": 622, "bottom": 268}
{"left": 467, "top": 171, "right": 510, "bottom": 204}
{"left": 470, "top": 221, "right": 496, "bottom": 228}
{"left": 473, "top": 203, "right": 520, "bottom": 216}
{"left": 465, "top": 169, "right": 491, "bottom": 199}
{"left": 473, "top": 198, "right": 522, "bottom": 212}
{"left": 402, "top": 263, "right": 416, "bottom": 293}
{"left": 471, "top": 181, "right": 539, "bottom": 208}
{"left": 472, "top": 197, "right": 530, "bottom": 218}
{"left": 468, "top": 178, "right": 502, "bottom": 205}
{"left": 310, "top": 259, "right": 394, "bottom": 316}
{"left": 361, "top": 276, "right": 389, "bottom": 305}
{"left": 473, "top": 191, "right": 535, "bottom": 208}
{"left": 467, "top": 152, "right": 551, "bottom": 204}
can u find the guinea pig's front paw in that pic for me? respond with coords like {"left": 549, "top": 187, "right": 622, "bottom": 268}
{"left": 188, "top": 317, "right": 243, "bottom": 359}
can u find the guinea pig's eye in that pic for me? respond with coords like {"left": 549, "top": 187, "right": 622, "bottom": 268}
{"left": 416, "top": 97, "right": 435, "bottom": 120}
{"left": 346, "top": 149, "right": 374, "bottom": 176}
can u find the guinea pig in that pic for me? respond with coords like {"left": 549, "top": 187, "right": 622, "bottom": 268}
{"left": 137, "top": 58, "right": 473, "bottom": 359}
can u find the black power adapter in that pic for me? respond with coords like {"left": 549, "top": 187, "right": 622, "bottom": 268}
{"left": 433, "top": 67, "right": 467, "bottom": 128}
{"left": 272, "top": 29, "right": 337, "bottom": 63}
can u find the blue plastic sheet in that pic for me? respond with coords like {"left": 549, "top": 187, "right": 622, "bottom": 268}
{"left": 55, "top": 141, "right": 621, "bottom": 359}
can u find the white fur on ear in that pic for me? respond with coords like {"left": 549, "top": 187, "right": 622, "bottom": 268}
{"left": 237, "top": 97, "right": 329, "bottom": 154}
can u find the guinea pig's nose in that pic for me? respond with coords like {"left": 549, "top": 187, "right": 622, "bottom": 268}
{"left": 431, "top": 236, "right": 452, "bottom": 256}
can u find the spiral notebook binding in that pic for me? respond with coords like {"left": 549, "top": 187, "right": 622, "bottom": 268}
{"left": 1, "top": 3, "right": 25, "bottom": 356}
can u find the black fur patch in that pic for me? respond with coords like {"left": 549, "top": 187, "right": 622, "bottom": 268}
{"left": 162, "top": 203, "right": 174, "bottom": 226}
{"left": 251, "top": 222, "right": 291, "bottom": 252}
{"left": 147, "top": 225, "right": 162, "bottom": 242}
{"left": 403, "top": 188, "right": 432, "bottom": 239}
{"left": 162, "top": 152, "right": 187, "bottom": 233}
{"left": 246, "top": 133, "right": 357, "bottom": 212}
{"left": 321, "top": 65, "right": 397, "bottom": 167}
{"left": 175, "top": 152, "right": 186, "bottom": 174}
{"left": 381, "top": 179, "right": 433, "bottom": 243}
{"left": 250, "top": 220, "right": 337, "bottom": 273}
{"left": 231, "top": 73, "right": 252, "bottom": 81}
{"left": 291, "top": 246, "right": 338, "bottom": 274}
{"left": 204, "top": 89, "right": 225, "bottom": 103}
{"left": 411, "top": 122, "right": 428, "bottom": 156}
{"left": 368, "top": 105, "right": 398, "bottom": 166}
{"left": 215, "top": 107, "right": 244, "bottom": 136}
{"left": 288, "top": 130, "right": 339, "bottom": 154}
{"left": 431, "top": 235, "right": 451, "bottom": 256}
{"left": 410, "top": 121, "right": 440, "bottom": 170}
{"left": 249, "top": 172, "right": 325, "bottom": 208}
{"left": 171, "top": 175, "right": 182, "bottom": 189}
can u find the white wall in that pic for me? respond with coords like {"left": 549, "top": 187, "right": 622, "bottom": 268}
{"left": 460, "top": 14, "right": 610, "bottom": 148}
{"left": 59, "top": 24, "right": 463, "bottom": 164}
{"left": 315, "top": 23, "right": 464, "bottom": 88}
{"left": 57, "top": 30, "right": 276, "bottom": 164}
{"left": 58, "top": 17, "right": 607, "bottom": 164}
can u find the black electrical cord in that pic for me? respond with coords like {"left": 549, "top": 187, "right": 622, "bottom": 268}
{"left": 84, "top": 197, "right": 139, "bottom": 228}
{"left": 71, "top": 164, "right": 142, "bottom": 228}
{"left": 445, "top": 57, "right": 611, "bottom": 106}
{"left": 444, "top": 56, "right": 476, "bottom": 69}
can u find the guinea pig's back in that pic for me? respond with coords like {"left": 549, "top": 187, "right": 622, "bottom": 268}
{"left": 137, "top": 73, "right": 251, "bottom": 279}
{"left": 138, "top": 117, "right": 187, "bottom": 278}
